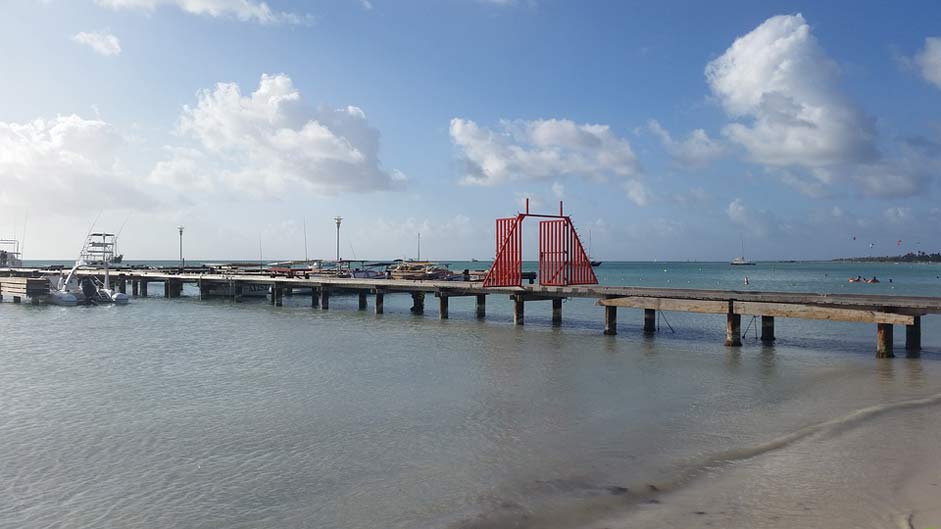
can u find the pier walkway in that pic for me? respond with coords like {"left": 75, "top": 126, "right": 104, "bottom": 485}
{"left": 3, "top": 267, "right": 941, "bottom": 358}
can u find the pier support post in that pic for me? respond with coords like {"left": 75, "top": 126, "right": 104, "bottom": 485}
{"left": 410, "top": 292, "right": 424, "bottom": 315}
{"left": 725, "top": 313, "right": 742, "bottom": 347}
{"left": 552, "top": 298, "right": 563, "bottom": 326}
{"left": 475, "top": 294, "right": 486, "bottom": 319}
{"left": 906, "top": 316, "right": 921, "bottom": 357}
{"left": 284, "top": 287, "right": 293, "bottom": 297}
{"left": 164, "top": 281, "right": 171, "bottom": 298}
{"left": 761, "top": 316, "right": 775, "bottom": 344}
{"left": 439, "top": 295, "right": 449, "bottom": 319}
{"left": 140, "top": 281, "right": 148, "bottom": 297}
{"left": 320, "top": 288, "right": 330, "bottom": 310}
{"left": 603, "top": 305, "right": 617, "bottom": 335}
{"left": 877, "top": 323, "right": 894, "bottom": 358}
{"left": 234, "top": 283, "right": 242, "bottom": 303}
{"left": 375, "top": 292, "right": 384, "bottom": 314}
{"left": 358, "top": 292, "right": 368, "bottom": 311}
{"left": 311, "top": 287, "right": 319, "bottom": 308}
{"left": 513, "top": 295, "right": 524, "bottom": 325}
{"left": 273, "top": 285, "right": 283, "bottom": 306}
{"left": 199, "top": 280, "right": 209, "bottom": 300}
{"left": 13, "top": 295, "right": 21, "bottom": 304}
{"left": 131, "top": 280, "right": 139, "bottom": 296}
{"left": 118, "top": 279, "right": 126, "bottom": 294}
{"left": 643, "top": 309, "right": 656, "bottom": 334}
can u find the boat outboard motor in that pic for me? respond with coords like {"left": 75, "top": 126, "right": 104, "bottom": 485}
{"left": 80, "top": 277, "right": 100, "bottom": 304}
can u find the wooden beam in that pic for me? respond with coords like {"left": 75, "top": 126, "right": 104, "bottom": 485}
{"left": 375, "top": 292, "right": 384, "bottom": 314}
{"left": 734, "top": 301, "right": 913, "bottom": 325}
{"left": 513, "top": 295, "right": 524, "bottom": 325}
{"left": 552, "top": 298, "right": 562, "bottom": 326}
{"left": 726, "top": 313, "right": 742, "bottom": 347}
{"left": 906, "top": 316, "right": 921, "bottom": 357}
{"left": 439, "top": 295, "right": 449, "bottom": 319}
{"left": 761, "top": 316, "right": 775, "bottom": 344}
{"left": 599, "top": 296, "right": 729, "bottom": 314}
{"left": 603, "top": 305, "right": 617, "bottom": 335}
{"left": 358, "top": 292, "right": 368, "bottom": 311}
{"left": 643, "top": 308, "right": 656, "bottom": 334}
{"left": 476, "top": 294, "right": 486, "bottom": 319}
{"left": 877, "top": 323, "right": 894, "bottom": 358}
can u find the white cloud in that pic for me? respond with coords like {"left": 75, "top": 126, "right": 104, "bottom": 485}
{"left": 449, "top": 117, "right": 641, "bottom": 186}
{"left": 94, "top": 0, "right": 310, "bottom": 24}
{"left": 72, "top": 31, "right": 122, "bottom": 56}
{"left": 647, "top": 119, "right": 724, "bottom": 168}
{"left": 706, "top": 14, "right": 878, "bottom": 169}
{"left": 883, "top": 206, "right": 912, "bottom": 224}
{"left": 0, "top": 115, "right": 151, "bottom": 212}
{"left": 913, "top": 37, "right": 941, "bottom": 89}
{"left": 726, "top": 198, "right": 775, "bottom": 238}
{"left": 623, "top": 179, "right": 651, "bottom": 207}
{"left": 551, "top": 181, "right": 564, "bottom": 199}
{"left": 170, "top": 73, "right": 401, "bottom": 195}
{"left": 359, "top": 0, "right": 373, "bottom": 10}
{"left": 707, "top": 14, "right": 935, "bottom": 198}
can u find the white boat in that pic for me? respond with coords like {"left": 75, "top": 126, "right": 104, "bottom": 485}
{"left": 47, "top": 232, "right": 128, "bottom": 305}
{"left": 730, "top": 236, "right": 755, "bottom": 266}
{"left": 0, "top": 239, "right": 24, "bottom": 267}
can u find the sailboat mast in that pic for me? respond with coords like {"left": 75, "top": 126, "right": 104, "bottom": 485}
{"left": 417, "top": 232, "right": 421, "bottom": 261}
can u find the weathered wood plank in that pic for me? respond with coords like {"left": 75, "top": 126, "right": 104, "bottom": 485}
{"left": 734, "top": 301, "right": 913, "bottom": 325}
{"left": 598, "top": 296, "right": 729, "bottom": 314}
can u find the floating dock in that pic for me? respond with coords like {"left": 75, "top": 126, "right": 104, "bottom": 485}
{"left": 3, "top": 267, "right": 939, "bottom": 358}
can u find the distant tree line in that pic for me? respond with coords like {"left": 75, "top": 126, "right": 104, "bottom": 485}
{"left": 833, "top": 251, "right": 941, "bottom": 263}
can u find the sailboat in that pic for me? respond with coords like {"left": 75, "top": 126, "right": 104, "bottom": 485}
{"left": 730, "top": 236, "right": 755, "bottom": 266}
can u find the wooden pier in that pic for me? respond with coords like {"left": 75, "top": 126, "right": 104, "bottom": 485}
{"left": 2, "top": 267, "right": 939, "bottom": 358}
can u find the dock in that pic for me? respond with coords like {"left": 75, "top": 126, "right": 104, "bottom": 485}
{"left": 3, "top": 266, "right": 939, "bottom": 358}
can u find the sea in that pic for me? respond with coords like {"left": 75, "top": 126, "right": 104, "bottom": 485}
{"left": 2, "top": 261, "right": 940, "bottom": 529}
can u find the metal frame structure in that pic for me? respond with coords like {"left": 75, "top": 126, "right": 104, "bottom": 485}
{"left": 483, "top": 199, "right": 598, "bottom": 288}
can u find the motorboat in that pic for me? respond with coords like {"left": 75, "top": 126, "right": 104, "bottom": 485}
{"left": 730, "top": 256, "right": 755, "bottom": 266}
{"left": 0, "top": 239, "right": 24, "bottom": 267}
{"left": 47, "top": 232, "right": 128, "bottom": 305}
{"left": 387, "top": 261, "right": 451, "bottom": 280}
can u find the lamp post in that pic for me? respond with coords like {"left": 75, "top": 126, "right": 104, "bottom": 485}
{"left": 334, "top": 216, "right": 342, "bottom": 263}
{"left": 177, "top": 225, "right": 184, "bottom": 269}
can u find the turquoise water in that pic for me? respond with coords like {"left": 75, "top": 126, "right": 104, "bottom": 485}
{"left": 2, "top": 262, "right": 939, "bottom": 528}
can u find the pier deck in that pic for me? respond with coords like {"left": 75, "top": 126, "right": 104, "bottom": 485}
{"left": 3, "top": 267, "right": 940, "bottom": 357}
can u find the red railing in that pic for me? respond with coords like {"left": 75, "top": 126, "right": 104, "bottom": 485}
{"left": 485, "top": 200, "right": 598, "bottom": 288}
{"left": 482, "top": 216, "right": 523, "bottom": 287}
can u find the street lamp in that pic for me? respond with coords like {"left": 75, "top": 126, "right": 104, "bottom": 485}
{"left": 177, "top": 225, "right": 184, "bottom": 269}
{"left": 333, "top": 216, "right": 343, "bottom": 263}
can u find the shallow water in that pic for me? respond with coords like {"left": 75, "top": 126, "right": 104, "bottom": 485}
{"left": 2, "top": 262, "right": 940, "bottom": 528}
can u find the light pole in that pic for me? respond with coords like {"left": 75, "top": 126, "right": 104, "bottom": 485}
{"left": 334, "top": 216, "right": 343, "bottom": 263}
{"left": 177, "top": 225, "right": 184, "bottom": 269}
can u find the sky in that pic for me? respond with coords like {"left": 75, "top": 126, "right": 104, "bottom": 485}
{"left": 1, "top": 0, "right": 940, "bottom": 261}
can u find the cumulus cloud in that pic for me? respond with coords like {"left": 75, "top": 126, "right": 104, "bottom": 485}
{"left": 883, "top": 206, "right": 912, "bottom": 224}
{"left": 0, "top": 115, "right": 151, "bottom": 211}
{"left": 169, "top": 73, "right": 401, "bottom": 195}
{"left": 647, "top": 119, "right": 724, "bottom": 168}
{"left": 707, "top": 14, "right": 935, "bottom": 198}
{"left": 449, "top": 118, "right": 641, "bottom": 186}
{"left": 94, "top": 0, "right": 310, "bottom": 24}
{"left": 726, "top": 198, "right": 776, "bottom": 238}
{"left": 913, "top": 37, "right": 941, "bottom": 89}
{"left": 72, "top": 31, "right": 122, "bottom": 56}
{"left": 623, "top": 179, "right": 651, "bottom": 207}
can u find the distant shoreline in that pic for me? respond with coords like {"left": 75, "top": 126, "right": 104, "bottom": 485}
{"left": 832, "top": 252, "right": 941, "bottom": 264}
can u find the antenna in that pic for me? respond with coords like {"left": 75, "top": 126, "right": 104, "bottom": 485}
{"left": 303, "top": 217, "right": 309, "bottom": 263}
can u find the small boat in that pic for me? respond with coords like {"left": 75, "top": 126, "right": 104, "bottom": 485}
{"left": 730, "top": 236, "right": 755, "bottom": 265}
{"left": 47, "top": 232, "right": 128, "bottom": 305}
{"left": 387, "top": 261, "right": 451, "bottom": 280}
{"left": 0, "top": 239, "right": 24, "bottom": 267}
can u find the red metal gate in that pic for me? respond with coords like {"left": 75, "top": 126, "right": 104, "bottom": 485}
{"left": 482, "top": 216, "right": 523, "bottom": 287}
{"left": 484, "top": 200, "right": 598, "bottom": 288}
{"left": 539, "top": 219, "right": 568, "bottom": 286}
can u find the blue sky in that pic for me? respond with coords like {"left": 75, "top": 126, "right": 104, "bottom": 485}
{"left": 1, "top": 0, "right": 939, "bottom": 261}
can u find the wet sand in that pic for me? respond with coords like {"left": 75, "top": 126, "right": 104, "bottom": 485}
{"left": 584, "top": 393, "right": 941, "bottom": 529}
